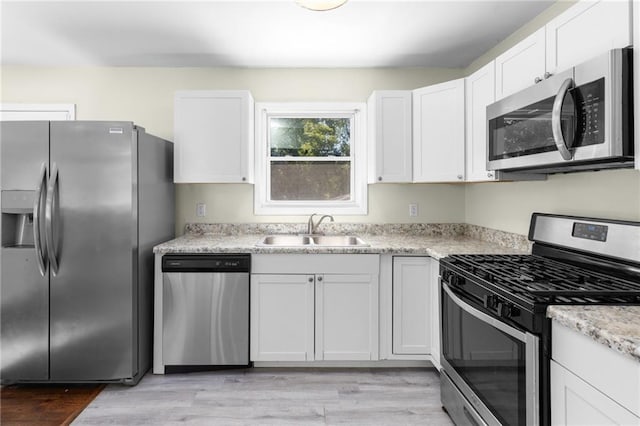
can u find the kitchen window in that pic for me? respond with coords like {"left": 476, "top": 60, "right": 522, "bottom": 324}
{"left": 254, "top": 102, "right": 367, "bottom": 215}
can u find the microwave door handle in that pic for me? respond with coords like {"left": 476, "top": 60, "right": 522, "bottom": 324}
{"left": 551, "top": 77, "right": 575, "bottom": 161}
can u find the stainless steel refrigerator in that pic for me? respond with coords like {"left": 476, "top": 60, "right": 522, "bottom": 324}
{"left": 0, "top": 121, "right": 174, "bottom": 384}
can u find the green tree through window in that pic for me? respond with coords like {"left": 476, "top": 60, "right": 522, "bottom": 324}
{"left": 269, "top": 117, "right": 352, "bottom": 201}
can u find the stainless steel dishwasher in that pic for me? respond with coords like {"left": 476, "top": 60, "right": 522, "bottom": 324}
{"left": 161, "top": 254, "right": 250, "bottom": 369}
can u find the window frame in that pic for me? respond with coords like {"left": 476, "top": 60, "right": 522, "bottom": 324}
{"left": 0, "top": 103, "right": 76, "bottom": 120}
{"left": 254, "top": 102, "right": 367, "bottom": 215}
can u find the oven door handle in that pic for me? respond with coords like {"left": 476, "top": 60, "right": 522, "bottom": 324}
{"left": 442, "top": 283, "right": 527, "bottom": 343}
{"left": 551, "top": 77, "right": 575, "bottom": 161}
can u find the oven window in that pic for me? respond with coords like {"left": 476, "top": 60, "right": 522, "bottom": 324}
{"left": 442, "top": 288, "right": 526, "bottom": 425}
{"left": 488, "top": 93, "right": 575, "bottom": 161}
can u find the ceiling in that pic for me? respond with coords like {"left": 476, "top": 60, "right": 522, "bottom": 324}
{"left": 1, "top": 0, "right": 555, "bottom": 68}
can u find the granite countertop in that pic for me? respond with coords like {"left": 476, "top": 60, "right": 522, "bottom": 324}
{"left": 547, "top": 305, "right": 640, "bottom": 363}
{"left": 153, "top": 232, "right": 529, "bottom": 259}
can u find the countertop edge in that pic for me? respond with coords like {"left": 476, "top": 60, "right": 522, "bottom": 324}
{"left": 547, "top": 305, "right": 640, "bottom": 364}
{"left": 152, "top": 233, "right": 529, "bottom": 260}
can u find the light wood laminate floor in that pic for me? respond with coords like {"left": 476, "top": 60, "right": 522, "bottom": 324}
{"left": 73, "top": 368, "right": 454, "bottom": 425}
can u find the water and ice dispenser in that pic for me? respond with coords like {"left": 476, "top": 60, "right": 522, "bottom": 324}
{"left": 1, "top": 191, "right": 36, "bottom": 248}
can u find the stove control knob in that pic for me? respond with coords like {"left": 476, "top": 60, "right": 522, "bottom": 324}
{"left": 496, "top": 302, "right": 514, "bottom": 318}
{"left": 448, "top": 273, "right": 463, "bottom": 287}
{"left": 483, "top": 295, "right": 497, "bottom": 309}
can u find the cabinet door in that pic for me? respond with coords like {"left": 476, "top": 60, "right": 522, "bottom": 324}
{"left": 367, "top": 91, "right": 412, "bottom": 183}
{"left": 429, "top": 258, "right": 441, "bottom": 370}
{"left": 174, "top": 90, "right": 254, "bottom": 183}
{"left": 315, "top": 274, "right": 378, "bottom": 361}
{"left": 545, "top": 0, "right": 631, "bottom": 75}
{"left": 465, "top": 61, "right": 497, "bottom": 182}
{"left": 551, "top": 360, "right": 640, "bottom": 425}
{"left": 250, "top": 274, "right": 314, "bottom": 361}
{"left": 412, "top": 79, "right": 465, "bottom": 182}
{"left": 495, "top": 28, "right": 546, "bottom": 100}
{"left": 392, "top": 257, "right": 430, "bottom": 355}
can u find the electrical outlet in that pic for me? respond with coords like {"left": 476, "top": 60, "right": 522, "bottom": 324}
{"left": 196, "top": 202, "right": 206, "bottom": 217}
{"left": 409, "top": 203, "right": 418, "bottom": 217}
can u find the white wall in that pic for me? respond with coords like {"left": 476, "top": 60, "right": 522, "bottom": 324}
{"left": 1, "top": 66, "right": 466, "bottom": 234}
{"left": 465, "top": 170, "right": 640, "bottom": 235}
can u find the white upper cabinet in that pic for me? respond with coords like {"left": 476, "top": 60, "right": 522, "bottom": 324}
{"left": 496, "top": 0, "right": 632, "bottom": 102}
{"left": 173, "top": 90, "right": 254, "bottom": 183}
{"left": 367, "top": 91, "right": 413, "bottom": 183}
{"left": 412, "top": 79, "right": 465, "bottom": 182}
{"left": 545, "top": 0, "right": 632, "bottom": 75}
{"left": 495, "top": 28, "right": 547, "bottom": 100}
{"left": 465, "top": 61, "right": 497, "bottom": 182}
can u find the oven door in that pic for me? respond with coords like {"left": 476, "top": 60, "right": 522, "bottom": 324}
{"left": 440, "top": 283, "right": 539, "bottom": 426}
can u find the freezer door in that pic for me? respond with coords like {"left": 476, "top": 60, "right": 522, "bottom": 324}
{"left": 0, "top": 248, "right": 49, "bottom": 380}
{"left": 48, "top": 121, "right": 136, "bottom": 381}
{"left": 0, "top": 121, "right": 49, "bottom": 190}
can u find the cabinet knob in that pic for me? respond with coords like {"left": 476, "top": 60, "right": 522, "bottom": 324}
{"left": 534, "top": 76, "right": 543, "bottom": 84}
{"left": 378, "top": 176, "right": 382, "bottom": 182}
{"left": 487, "top": 172, "right": 494, "bottom": 178}
{"left": 317, "top": 276, "right": 323, "bottom": 282}
{"left": 457, "top": 175, "right": 463, "bottom": 180}
{"left": 308, "top": 277, "right": 314, "bottom": 283}
{"left": 544, "top": 72, "right": 553, "bottom": 79}
{"left": 241, "top": 177, "right": 246, "bottom": 182}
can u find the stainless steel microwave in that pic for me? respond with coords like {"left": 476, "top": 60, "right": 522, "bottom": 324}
{"left": 487, "top": 48, "right": 633, "bottom": 174}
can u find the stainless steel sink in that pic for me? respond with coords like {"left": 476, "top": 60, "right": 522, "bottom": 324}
{"left": 259, "top": 235, "right": 312, "bottom": 246}
{"left": 310, "top": 235, "right": 369, "bottom": 247}
{"left": 257, "top": 234, "right": 369, "bottom": 247}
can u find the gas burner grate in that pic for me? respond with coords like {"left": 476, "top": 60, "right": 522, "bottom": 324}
{"left": 444, "top": 254, "right": 640, "bottom": 305}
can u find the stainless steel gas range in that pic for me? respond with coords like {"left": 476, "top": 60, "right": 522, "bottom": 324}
{"left": 438, "top": 213, "right": 640, "bottom": 426}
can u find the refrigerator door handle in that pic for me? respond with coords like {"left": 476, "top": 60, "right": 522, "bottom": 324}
{"left": 45, "top": 163, "right": 60, "bottom": 275}
{"left": 33, "top": 162, "right": 49, "bottom": 276}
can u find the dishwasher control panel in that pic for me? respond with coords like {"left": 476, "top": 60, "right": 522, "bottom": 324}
{"left": 161, "top": 254, "right": 251, "bottom": 273}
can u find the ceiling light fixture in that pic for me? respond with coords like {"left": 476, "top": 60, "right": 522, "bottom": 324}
{"left": 295, "top": 0, "right": 348, "bottom": 11}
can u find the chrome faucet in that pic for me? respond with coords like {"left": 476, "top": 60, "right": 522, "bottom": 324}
{"left": 307, "top": 213, "right": 334, "bottom": 234}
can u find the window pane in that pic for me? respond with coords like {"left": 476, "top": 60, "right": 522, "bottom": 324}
{"left": 270, "top": 117, "right": 350, "bottom": 157}
{"left": 270, "top": 161, "right": 350, "bottom": 201}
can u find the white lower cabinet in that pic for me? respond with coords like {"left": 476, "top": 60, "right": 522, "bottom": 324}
{"left": 315, "top": 274, "right": 378, "bottom": 361}
{"left": 428, "top": 257, "right": 441, "bottom": 369}
{"left": 392, "top": 257, "right": 431, "bottom": 355}
{"left": 250, "top": 254, "right": 379, "bottom": 363}
{"left": 551, "top": 321, "right": 640, "bottom": 425}
{"left": 551, "top": 360, "right": 639, "bottom": 426}
{"left": 250, "top": 274, "right": 315, "bottom": 361}
{"left": 379, "top": 255, "right": 440, "bottom": 368}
